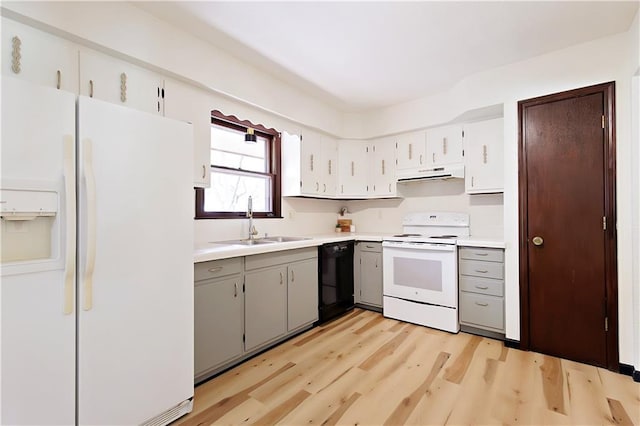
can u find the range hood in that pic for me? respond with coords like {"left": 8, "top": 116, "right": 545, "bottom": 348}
{"left": 396, "top": 163, "right": 465, "bottom": 182}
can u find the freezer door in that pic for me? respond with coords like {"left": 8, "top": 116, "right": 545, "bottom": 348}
{"left": 1, "top": 76, "right": 77, "bottom": 425}
{"left": 76, "top": 96, "right": 194, "bottom": 425}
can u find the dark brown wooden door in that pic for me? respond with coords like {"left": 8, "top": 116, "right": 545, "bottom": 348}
{"left": 518, "top": 83, "right": 617, "bottom": 369}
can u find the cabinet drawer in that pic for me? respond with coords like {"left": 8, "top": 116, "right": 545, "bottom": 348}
{"left": 460, "top": 292, "right": 504, "bottom": 331}
{"left": 359, "top": 242, "right": 382, "bottom": 253}
{"left": 459, "top": 259, "right": 504, "bottom": 280}
{"left": 459, "top": 276, "right": 503, "bottom": 297}
{"left": 245, "top": 247, "right": 317, "bottom": 271}
{"left": 459, "top": 247, "right": 504, "bottom": 262}
{"left": 194, "top": 257, "right": 243, "bottom": 282}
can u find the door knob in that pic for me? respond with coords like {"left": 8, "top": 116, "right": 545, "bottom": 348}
{"left": 532, "top": 236, "right": 544, "bottom": 246}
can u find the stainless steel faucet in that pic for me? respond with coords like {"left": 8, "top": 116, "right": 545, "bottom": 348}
{"left": 247, "top": 196, "right": 258, "bottom": 240}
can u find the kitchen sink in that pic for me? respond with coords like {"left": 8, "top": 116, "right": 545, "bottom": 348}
{"left": 262, "top": 236, "right": 311, "bottom": 243}
{"left": 208, "top": 236, "right": 311, "bottom": 246}
{"left": 209, "top": 239, "right": 276, "bottom": 246}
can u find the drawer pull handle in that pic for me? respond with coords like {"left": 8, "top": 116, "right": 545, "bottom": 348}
{"left": 234, "top": 282, "right": 238, "bottom": 298}
{"left": 474, "top": 285, "right": 489, "bottom": 290}
{"left": 474, "top": 253, "right": 489, "bottom": 256}
{"left": 208, "top": 266, "right": 223, "bottom": 273}
{"left": 475, "top": 302, "right": 489, "bottom": 307}
{"left": 280, "top": 272, "right": 283, "bottom": 285}
{"left": 475, "top": 269, "right": 489, "bottom": 273}
{"left": 365, "top": 245, "right": 375, "bottom": 248}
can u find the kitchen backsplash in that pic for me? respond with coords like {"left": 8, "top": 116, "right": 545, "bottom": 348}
{"left": 194, "top": 179, "right": 503, "bottom": 247}
{"left": 344, "top": 179, "right": 504, "bottom": 238}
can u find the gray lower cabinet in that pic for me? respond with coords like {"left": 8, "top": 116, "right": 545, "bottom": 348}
{"left": 194, "top": 258, "right": 244, "bottom": 379}
{"left": 287, "top": 258, "right": 319, "bottom": 331}
{"left": 244, "top": 266, "right": 288, "bottom": 352}
{"left": 458, "top": 246, "right": 505, "bottom": 339}
{"left": 355, "top": 241, "right": 383, "bottom": 309}
{"left": 194, "top": 247, "right": 318, "bottom": 382}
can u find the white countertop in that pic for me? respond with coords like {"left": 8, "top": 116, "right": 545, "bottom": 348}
{"left": 456, "top": 237, "right": 506, "bottom": 249}
{"left": 194, "top": 233, "right": 391, "bottom": 263}
{"left": 194, "top": 233, "right": 506, "bottom": 262}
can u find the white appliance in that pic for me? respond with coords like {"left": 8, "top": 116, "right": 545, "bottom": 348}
{"left": 1, "top": 76, "right": 194, "bottom": 425}
{"left": 396, "top": 163, "right": 464, "bottom": 182}
{"left": 382, "top": 212, "right": 470, "bottom": 333}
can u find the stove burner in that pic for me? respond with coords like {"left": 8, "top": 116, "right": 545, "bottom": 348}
{"left": 392, "top": 233, "right": 421, "bottom": 237}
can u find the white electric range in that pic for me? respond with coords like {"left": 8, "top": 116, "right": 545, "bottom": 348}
{"left": 382, "top": 212, "right": 470, "bottom": 333}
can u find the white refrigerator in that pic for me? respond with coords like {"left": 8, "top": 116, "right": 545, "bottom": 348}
{"left": 1, "top": 76, "right": 194, "bottom": 425}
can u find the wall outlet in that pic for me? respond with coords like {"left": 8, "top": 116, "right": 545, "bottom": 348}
{"left": 288, "top": 210, "right": 296, "bottom": 219}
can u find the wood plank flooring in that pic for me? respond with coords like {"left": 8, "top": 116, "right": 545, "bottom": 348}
{"left": 177, "top": 309, "right": 640, "bottom": 425}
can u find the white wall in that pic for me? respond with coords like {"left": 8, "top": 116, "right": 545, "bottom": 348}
{"left": 629, "top": 10, "right": 640, "bottom": 374}
{"left": 4, "top": 1, "right": 638, "bottom": 367}
{"left": 346, "top": 181, "right": 503, "bottom": 238}
{"left": 0, "top": 1, "right": 343, "bottom": 135}
{"left": 343, "top": 20, "right": 639, "bottom": 364}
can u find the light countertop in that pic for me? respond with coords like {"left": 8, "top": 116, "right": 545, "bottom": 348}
{"left": 456, "top": 237, "right": 506, "bottom": 249}
{"left": 194, "top": 233, "right": 505, "bottom": 263}
{"left": 194, "top": 233, "right": 391, "bottom": 263}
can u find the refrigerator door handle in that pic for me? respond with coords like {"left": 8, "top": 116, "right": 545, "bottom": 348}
{"left": 63, "top": 135, "right": 76, "bottom": 315}
{"left": 83, "top": 138, "right": 97, "bottom": 311}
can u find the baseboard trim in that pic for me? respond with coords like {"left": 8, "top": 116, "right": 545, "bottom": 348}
{"left": 504, "top": 338, "right": 521, "bottom": 350}
{"left": 618, "top": 363, "right": 639, "bottom": 382}
{"left": 619, "top": 363, "right": 634, "bottom": 376}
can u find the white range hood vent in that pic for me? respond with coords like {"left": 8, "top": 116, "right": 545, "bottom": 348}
{"left": 396, "top": 163, "right": 464, "bottom": 182}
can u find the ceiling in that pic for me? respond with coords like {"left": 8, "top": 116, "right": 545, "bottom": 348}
{"left": 134, "top": 1, "right": 639, "bottom": 112}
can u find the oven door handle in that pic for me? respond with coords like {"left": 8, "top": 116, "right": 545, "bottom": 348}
{"left": 382, "top": 241, "right": 456, "bottom": 251}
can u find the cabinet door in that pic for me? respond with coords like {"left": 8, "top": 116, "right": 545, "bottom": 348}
{"left": 370, "top": 138, "right": 396, "bottom": 197}
{"left": 287, "top": 258, "right": 319, "bottom": 331}
{"left": 163, "top": 78, "right": 212, "bottom": 187}
{"left": 395, "top": 131, "right": 426, "bottom": 170}
{"left": 360, "top": 251, "right": 383, "bottom": 307}
{"left": 426, "top": 124, "right": 463, "bottom": 166}
{"left": 281, "top": 131, "right": 303, "bottom": 197}
{"left": 245, "top": 266, "right": 287, "bottom": 351}
{"left": 464, "top": 118, "right": 504, "bottom": 194}
{"left": 194, "top": 276, "right": 243, "bottom": 377}
{"left": 300, "top": 131, "right": 322, "bottom": 195}
{"left": 79, "top": 49, "right": 163, "bottom": 115}
{"left": 338, "top": 140, "right": 368, "bottom": 197}
{"left": 1, "top": 17, "right": 78, "bottom": 93}
{"left": 320, "top": 136, "right": 338, "bottom": 197}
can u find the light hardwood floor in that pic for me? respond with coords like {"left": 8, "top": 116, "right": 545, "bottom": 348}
{"left": 177, "top": 309, "right": 640, "bottom": 425}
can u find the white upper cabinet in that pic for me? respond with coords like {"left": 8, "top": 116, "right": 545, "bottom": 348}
{"left": 282, "top": 130, "right": 322, "bottom": 197}
{"left": 395, "top": 131, "right": 426, "bottom": 170}
{"left": 369, "top": 138, "right": 397, "bottom": 197}
{"left": 425, "top": 124, "right": 464, "bottom": 166}
{"left": 79, "top": 49, "right": 164, "bottom": 116}
{"left": 338, "top": 140, "right": 369, "bottom": 198}
{"left": 320, "top": 136, "right": 338, "bottom": 197}
{"left": 163, "top": 78, "right": 212, "bottom": 188}
{"left": 1, "top": 18, "right": 78, "bottom": 93}
{"left": 463, "top": 118, "right": 504, "bottom": 194}
{"left": 300, "top": 131, "right": 323, "bottom": 195}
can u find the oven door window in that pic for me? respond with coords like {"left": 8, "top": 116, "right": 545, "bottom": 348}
{"left": 394, "top": 258, "right": 442, "bottom": 292}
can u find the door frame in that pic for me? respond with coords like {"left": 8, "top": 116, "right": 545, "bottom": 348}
{"left": 517, "top": 82, "right": 618, "bottom": 370}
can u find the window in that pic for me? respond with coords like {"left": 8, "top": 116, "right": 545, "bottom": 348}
{"left": 195, "top": 111, "right": 281, "bottom": 219}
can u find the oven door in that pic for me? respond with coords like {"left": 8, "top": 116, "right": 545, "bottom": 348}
{"left": 382, "top": 241, "right": 457, "bottom": 308}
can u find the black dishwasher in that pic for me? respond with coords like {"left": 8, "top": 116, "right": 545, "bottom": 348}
{"left": 318, "top": 241, "right": 354, "bottom": 323}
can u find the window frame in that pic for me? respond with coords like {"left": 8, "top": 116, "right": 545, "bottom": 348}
{"left": 195, "top": 110, "right": 282, "bottom": 219}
